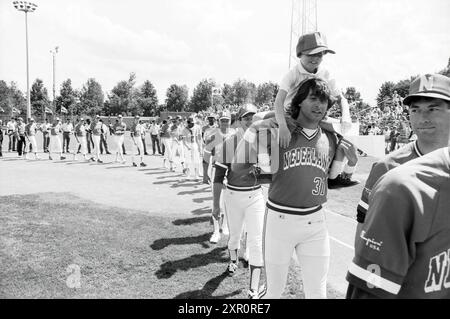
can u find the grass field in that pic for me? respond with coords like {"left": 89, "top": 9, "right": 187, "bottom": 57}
{"left": 0, "top": 192, "right": 348, "bottom": 299}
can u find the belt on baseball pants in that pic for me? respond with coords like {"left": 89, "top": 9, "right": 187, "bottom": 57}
{"left": 226, "top": 184, "right": 261, "bottom": 192}
{"left": 266, "top": 198, "right": 322, "bottom": 216}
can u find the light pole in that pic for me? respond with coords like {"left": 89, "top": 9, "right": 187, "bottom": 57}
{"left": 13, "top": 1, "right": 38, "bottom": 122}
{"left": 50, "top": 46, "right": 59, "bottom": 120}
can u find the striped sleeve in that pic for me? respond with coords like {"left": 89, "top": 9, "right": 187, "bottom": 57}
{"left": 347, "top": 171, "right": 416, "bottom": 298}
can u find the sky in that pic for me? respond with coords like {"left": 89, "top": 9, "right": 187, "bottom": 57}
{"left": 1, "top": 0, "right": 449, "bottom": 105}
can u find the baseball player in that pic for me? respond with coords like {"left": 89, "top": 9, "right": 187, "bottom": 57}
{"left": 15, "top": 117, "right": 27, "bottom": 158}
{"left": 112, "top": 115, "right": 127, "bottom": 164}
{"left": 240, "top": 78, "right": 355, "bottom": 299}
{"left": 90, "top": 115, "right": 104, "bottom": 163}
{"left": 169, "top": 117, "right": 187, "bottom": 173}
{"left": 202, "top": 114, "right": 218, "bottom": 184}
{"left": 213, "top": 104, "right": 266, "bottom": 298}
{"left": 73, "top": 117, "right": 89, "bottom": 161}
{"left": 354, "top": 74, "right": 450, "bottom": 244}
{"left": 273, "top": 31, "right": 358, "bottom": 188}
{"left": 48, "top": 117, "right": 65, "bottom": 161}
{"left": 208, "top": 110, "right": 235, "bottom": 243}
{"left": 24, "top": 118, "right": 39, "bottom": 160}
{"left": 181, "top": 116, "right": 202, "bottom": 180}
{"left": 130, "top": 116, "right": 147, "bottom": 167}
{"left": 160, "top": 118, "right": 174, "bottom": 170}
{"left": 346, "top": 74, "right": 450, "bottom": 299}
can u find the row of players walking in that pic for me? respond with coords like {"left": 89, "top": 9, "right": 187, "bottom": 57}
{"left": 0, "top": 115, "right": 194, "bottom": 170}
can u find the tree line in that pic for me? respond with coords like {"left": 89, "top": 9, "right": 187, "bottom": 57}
{"left": 2, "top": 56, "right": 448, "bottom": 120}
{"left": 0, "top": 73, "right": 279, "bottom": 118}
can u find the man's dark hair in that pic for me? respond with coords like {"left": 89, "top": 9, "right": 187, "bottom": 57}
{"left": 290, "top": 78, "right": 335, "bottom": 119}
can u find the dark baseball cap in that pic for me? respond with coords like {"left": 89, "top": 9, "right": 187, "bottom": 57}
{"left": 403, "top": 74, "right": 450, "bottom": 105}
{"left": 296, "top": 32, "right": 336, "bottom": 57}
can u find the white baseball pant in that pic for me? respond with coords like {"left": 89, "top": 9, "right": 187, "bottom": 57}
{"left": 223, "top": 187, "right": 265, "bottom": 266}
{"left": 114, "top": 134, "right": 124, "bottom": 154}
{"left": 161, "top": 137, "right": 173, "bottom": 163}
{"left": 77, "top": 136, "right": 87, "bottom": 155}
{"left": 172, "top": 140, "right": 185, "bottom": 164}
{"left": 50, "top": 135, "right": 62, "bottom": 153}
{"left": 185, "top": 143, "right": 201, "bottom": 178}
{"left": 132, "top": 135, "right": 144, "bottom": 154}
{"left": 261, "top": 208, "right": 330, "bottom": 299}
{"left": 28, "top": 136, "right": 38, "bottom": 153}
{"left": 92, "top": 135, "right": 101, "bottom": 159}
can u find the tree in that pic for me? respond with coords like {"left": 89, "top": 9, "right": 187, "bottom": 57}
{"left": 188, "top": 79, "right": 218, "bottom": 113}
{"left": 393, "top": 78, "right": 413, "bottom": 99}
{"left": 55, "top": 79, "right": 77, "bottom": 115}
{"left": 0, "top": 80, "right": 11, "bottom": 115}
{"left": 255, "top": 82, "right": 278, "bottom": 107}
{"left": 30, "top": 79, "right": 51, "bottom": 118}
{"left": 136, "top": 80, "right": 159, "bottom": 116}
{"left": 221, "top": 83, "right": 234, "bottom": 106}
{"left": 165, "top": 84, "right": 189, "bottom": 112}
{"left": 231, "top": 79, "right": 256, "bottom": 106}
{"left": 79, "top": 78, "right": 104, "bottom": 116}
{"left": 438, "top": 56, "right": 450, "bottom": 77}
{"left": 9, "top": 82, "right": 27, "bottom": 115}
{"left": 376, "top": 81, "right": 396, "bottom": 110}
{"left": 108, "top": 73, "right": 138, "bottom": 116}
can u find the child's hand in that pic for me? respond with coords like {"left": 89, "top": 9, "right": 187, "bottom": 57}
{"left": 338, "top": 139, "right": 358, "bottom": 166}
{"left": 279, "top": 124, "right": 291, "bottom": 148}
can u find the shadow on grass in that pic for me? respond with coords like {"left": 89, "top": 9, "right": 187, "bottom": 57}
{"left": 151, "top": 233, "right": 211, "bottom": 250}
{"left": 170, "top": 182, "right": 201, "bottom": 188}
{"left": 157, "top": 174, "right": 183, "bottom": 179}
{"left": 105, "top": 165, "right": 133, "bottom": 169}
{"left": 191, "top": 207, "right": 211, "bottom": 216}
{"left": 66, "top": 161, "right": 92, "bottom": 165}
{"left": 173, "top": 272, "right": 242, "bottom": 299}
{"left": 178, "top": 188, "right": 210, "bottom": 195}
{"left": 193, "top": 196, "right": 213, "bottom": 203}
{"left": 138, "top": 168, "right": 166, "bottom": 172}
{"left": 155, "top": 247, "right": 228, "bottom": 279}
{"left": 172, "top": 216, "right": 211, "bottom": 226}
{"left": 146, "top": 171, "right": 172, "bottom": 175}
{"left": 153, "top": 179, "right": 188, "bottom": 185}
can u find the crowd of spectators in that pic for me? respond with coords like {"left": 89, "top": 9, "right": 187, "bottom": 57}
{"left": 353, "top": 91, "right": 415, "bottom": 154}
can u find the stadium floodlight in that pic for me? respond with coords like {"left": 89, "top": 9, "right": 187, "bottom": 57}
{"left": 13, "top": 1, "right": 38, "bottom": 122}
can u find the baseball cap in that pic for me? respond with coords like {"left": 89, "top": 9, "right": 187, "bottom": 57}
{"left": 80, "top": 117, "right": 84, "bottom": 121}
{"left": 218, "top": 110, "right": 231, "bottom": 120}
{"left": 296, "top": 32, "right": 336, "bottom": 57}
{"left": 237, "top": 104, "right": 257, "bottom": 119}
{"left": 403, "top": 74, "right": 450, "bottom": 105}
{"left": 118, "top": 114, "right": 122, "bottom": 118}
{"left": 135, "top": 115, "right": 140, "bottom": 119}
{"left": 30, "top": 118, "right": 35, "bottom": 122}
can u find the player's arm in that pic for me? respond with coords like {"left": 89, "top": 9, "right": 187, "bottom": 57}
{"left": 274, "top": 89, "right": 290, "bottom": 148}
{"left": 356, "top": 161, "right": 389, "bottom": 224}
{"left": 346, "top": 171, "right": 421, "bottom": 299}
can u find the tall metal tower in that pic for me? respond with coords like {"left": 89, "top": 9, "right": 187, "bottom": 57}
{"left": 288, "top": 0, "right": 318, "bottom": 69}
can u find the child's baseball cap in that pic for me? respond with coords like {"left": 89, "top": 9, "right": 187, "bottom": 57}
{"left": 403, "top": 74, "right": 450, "bottom": 105}
{"left": 296, "top": 32, "right": 336, "bottom": 57}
